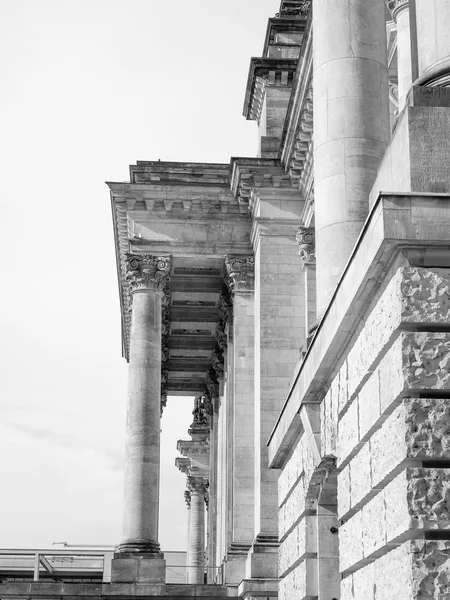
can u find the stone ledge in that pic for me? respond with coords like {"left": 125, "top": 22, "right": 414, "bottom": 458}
{"left": 0, "top": 583, "right": 237, "bottom": 600}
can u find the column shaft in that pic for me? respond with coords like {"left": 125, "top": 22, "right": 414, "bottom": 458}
{"left": 188, "top": 492, "right": 205, "bottom": 584}
{"left": 313, "top": 0, "right": 390, "bottom": 314}
{"left": 120, "top": 290, "right": 162, "bottom": 552}
{"left": 415, "top": 0, "right": 450, "bottom": 78}
{"left": 186, "top": 504, "right": 191, "bottom": 582}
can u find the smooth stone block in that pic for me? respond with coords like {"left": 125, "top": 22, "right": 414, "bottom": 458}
{"left": 110, "top": 555, "right": 166, "bottom": 583}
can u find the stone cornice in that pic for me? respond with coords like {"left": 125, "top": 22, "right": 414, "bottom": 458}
{"left": 225, "top": 255, "right": 255, "bottom": 294}
{"left": 243, "top": 58, "right": 298, "bottom": 123}
{"left": 230, "top": 157, "right": 297, "bottom": 213}
{"left": 108, "top": 183, "right": 239, "bottom": 216}
{"left": 263, "top": 17, "right": 305, "bottom": 58}
{"left": 278, "top": 8, "right": 314, "bottom": 203}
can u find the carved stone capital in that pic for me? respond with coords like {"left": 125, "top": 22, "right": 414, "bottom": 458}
{"left": 386, "top": 0, "right": 409, "bottom": 19}
{"left": 225, "top": 255, "right": 255, "bottom": 294}
{"left": 184, "top": 489, "right": 191, "bottom": 508}
{"left": 275, "top": 1, "right": 311, "bottom": 17}
{"left": 296, "top": 227, "right": 316, "bottom": 265}
{"left": 187, "top": 476, "right": 209, "bottom": 496}
{"left": 125, "top": 254, "right": 172, "bottom": 295}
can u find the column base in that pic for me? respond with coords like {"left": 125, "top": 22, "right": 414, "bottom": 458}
{"left": 117, "top": 538, "right": 161, "bottom": 553}
{"left": 222, "top": 543, "right": 251, "bottom": 585}
{"left": 245, "top": 534, "right": 279, "bottom": 579}
{"left": 111, "top": 549, "right": 165, "bottom": 584}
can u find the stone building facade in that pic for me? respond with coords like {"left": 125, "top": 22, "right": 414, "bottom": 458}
{"left": 3, "top": 1, "right": 450, "bottom": 599}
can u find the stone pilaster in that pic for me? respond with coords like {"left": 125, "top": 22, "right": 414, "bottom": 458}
{"left": 247, "top": 189, "right": 306, "bottom": 579}
{"left": 187, "top": 476, "right": 208, "bottom": 584}
{"left": 313, "top": 0, "right": 390, "bottom": 315}
{"left": 218, "top": 256, "right": 255, "bottom": 584}
{"left": 112, "top": 253, "right": 171, "bottom": 583}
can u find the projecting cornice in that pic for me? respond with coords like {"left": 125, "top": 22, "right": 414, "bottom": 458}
{"left": 229, "top": 157, "right": 298, "bottom": 213}
{"left": 243, "top": 58, "right": 298, "bottom": 123}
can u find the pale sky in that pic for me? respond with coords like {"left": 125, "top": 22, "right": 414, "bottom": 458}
{"left": 0, "top": 0, "right": 279, "bottom": 551}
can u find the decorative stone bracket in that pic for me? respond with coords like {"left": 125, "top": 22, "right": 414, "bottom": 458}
{"left": 296, "top": 226, "right": 315, "bottom": 266}
{"left": 225, "top": 255, "right": 255, "bottom": 294}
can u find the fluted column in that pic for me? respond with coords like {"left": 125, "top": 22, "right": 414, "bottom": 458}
{"left": 119, "top": 254, "right": 171, "bottom": 553}
{"left": 187, "top": 476, "right": 207, "bottom": 584}
{"left": 313, "top": 0, "right": 390, "bottom": 315}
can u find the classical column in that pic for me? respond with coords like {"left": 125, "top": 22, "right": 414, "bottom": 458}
{"left": 187, "top": 476, "right": 208, "bottom": 584}
{"left": 313, "top": 0, "right": 390, "bottom": 315}
{"left": 415, "top": 0, "right": 450, "bottom": 82}
{"left": 387, "top": 1, "right": 412, "bottom": 110}
{"left": 184, "top": 490, "right": 191, "bottom": 583}
{"left": 296, "top": 227, "right": 316, "bottom": 339}
{"left": 119, "top": 253, "right": 171, "bottom": 553}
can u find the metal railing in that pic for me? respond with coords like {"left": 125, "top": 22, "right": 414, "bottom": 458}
{"left": 0, "top": 549, "right": 223, "bottom": 585}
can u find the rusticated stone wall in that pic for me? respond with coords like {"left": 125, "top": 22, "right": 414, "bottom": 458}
{"left": 278, "top": 267, "right": 450, "bottom": 600}
{"left": 335, "top": 266, "right": 450, "bottom": 599}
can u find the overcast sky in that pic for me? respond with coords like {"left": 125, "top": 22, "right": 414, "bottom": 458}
{"left": 0, "top": 0, "right": 279, "bottom": 552}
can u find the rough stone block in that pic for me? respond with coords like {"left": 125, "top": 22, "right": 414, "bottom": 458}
{"left": 339, "top": 511, "right": 364, "bottom": 572}
{"left": 371, "top": 399, "right": 450, "bottom": 490}
{"left": 279, "top": 561, "right": 317, "bottom": 600}
{"left": 110, "top": 556, "right": 166, "bottom": 583}
{"left": 279, "top": 476, "right": 307, "bottom": 539}
{"left": 357, "top": 370, "right": 380, "bottom": 440}
{"left": 278, "top": 516, "right": 316, "bottom": 577}
{"left": 361, "top": 491, "right": 386, "bottom": 558}
{"left": 321, "top": 387, "right": 338, "bottom": 457}
{"left": 372, "top": 544, "right": 413, "bottom": 600}
{"left": 340, "top": 574, "right": 354, "bottom": 600}
{"left": 337, "top": 399, "right": 359, "bottom": 464}
{"left": 350, "top": 442, "right": 371, "bottom": 508}
{"left": 353, "top": 561, "right": 374, "bottom": 600}
{"left": 337, "top": 464, "right": 351, "bottom": 519}
{"left": 339, "top": 267, "right": 450, "bottom": 413}
{"left": 371, "top": 540, "right": 450, "bottom": 599}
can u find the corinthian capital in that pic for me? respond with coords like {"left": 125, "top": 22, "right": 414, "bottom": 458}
{"left": 187, "top": 476, "right": 209, "bottom": 496}
{"left": 296, "top": 227, "right": 315, "bottom": 266}
{"left": 125, "top": 254, "right": 172, "bottom": 294}
{"left": 386, "top": 0, "right": 409, "bottom": 19}
{"left": 225, "top": 255, "right": 255, "bottom": 294}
